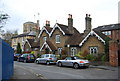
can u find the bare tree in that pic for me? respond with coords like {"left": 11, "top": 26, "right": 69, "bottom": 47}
{"left": 0, "top": 12, "right": 9, "bottom": 33}
{"left": 3, "top": 29, "right": 18, "bottom": 45}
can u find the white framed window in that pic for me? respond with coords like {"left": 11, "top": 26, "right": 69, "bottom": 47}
{"left": 58, "top": 48, "right": 62, "bottom": 55}
{"left": 43, "top": 36, "right": 47, "bottom": 42}
{"left": 89, "top": 47, "right": 98, "bottom": 55}
{"left": 71, "top": 47, "right": 77, "bottom": 56}
{"left": 56, "top": 35, "right": 60, "bottom": 43}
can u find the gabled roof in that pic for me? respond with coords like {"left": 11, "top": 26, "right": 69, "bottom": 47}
{"left": 50, "top": 23, "right": 80, "bottom": 36}
{"left": 40, "top": 40, "right": 57, "bottom": 51}
{"left": 79, "top": 30, "right": 106, "bottom": 47}
{"left": 65, "top": 29, "right": 108, "bottom": 47}
{"left": 38, "top": 26, "right": 52, "bottom": 38}
{"left": 94, "top": 23, "right": 120, "bottom": 31}
{"left": 31, "top": 40, "right": 40, "bottom": 48}
{"left": 24, "top": 39, "right": 40, "bottom": 49}
{"left": 12, "top": 31, "right": 36, "bottom": 39}
{"left": 65, "top": 32, "right": 84, "bottom": 46}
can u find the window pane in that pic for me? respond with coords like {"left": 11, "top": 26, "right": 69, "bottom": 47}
{"left": 56, "top": 35, "right": 60, "bottom": 43}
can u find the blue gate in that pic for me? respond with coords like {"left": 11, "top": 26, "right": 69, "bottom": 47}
{"left": 0, "top": 38, "right": 14, "bottom": 80}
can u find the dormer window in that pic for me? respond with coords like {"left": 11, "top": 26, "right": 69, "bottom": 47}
{"left": 102, "top": 31, "right": 111, "bottom": 35}
{"left": 56, "top": 35, "right": 60, "bottom": 43}
{"left": 43, "top": 36, "right": 47, "bottom": 42}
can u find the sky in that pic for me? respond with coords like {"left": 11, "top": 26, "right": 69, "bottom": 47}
{"left": 0, "top": 0, "right": 119, "bottom": 34}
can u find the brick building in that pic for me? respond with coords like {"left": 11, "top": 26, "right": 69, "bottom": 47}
{"left": 33, "top": 14, "right": 107, "bottom": 58}
{"left": 11, "top": 20, "right": 40, "bottom": 52}
{"left": 94, "top": 24, "right": 120, "bottom": 66}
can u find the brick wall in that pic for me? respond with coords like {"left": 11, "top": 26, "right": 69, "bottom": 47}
{"left": 81, "top": 36, "right": 104, "bottom": 54}
{"left": 109, "top": 40, "right": 118, "bottom": 66}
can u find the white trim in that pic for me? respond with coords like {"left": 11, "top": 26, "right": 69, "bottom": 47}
{"left": 38, "top": 27, "right": 50, "bottom": 38}
{"left": 79, "top": 30, "right": 105, "bottom": 47}
{"left": 49, "top": 23, "right": 65, "bottom": 37}
{"left": 40, "top": 41, "right": 52, "bottom": 51}
{"left": 23, "top": 39, "right": 32, "bottom": 51}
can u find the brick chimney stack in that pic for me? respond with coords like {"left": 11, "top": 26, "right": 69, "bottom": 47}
{"left": 84, "top": 14, "right": 92, "bottom": 35}
{"left": 68, "top": 14, "right": 74, "bottom": 34}
{"left": 46, "top": 20, "right": 50, "bottom": 27}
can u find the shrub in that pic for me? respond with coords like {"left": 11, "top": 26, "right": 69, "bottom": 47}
{"left": 31, "top": 51, "right": 34, "bottom": 54}
{"left": 101, "top": 54, "right": 108, "bottom": 62}
{"left": 37, "top": 54, "right": 41, "bottom": 58}
{"left": 85, "top": 54, "right": 97, "bottom": 61}
{"left": 75, "top": 51, "right": 84, "bottom": 59}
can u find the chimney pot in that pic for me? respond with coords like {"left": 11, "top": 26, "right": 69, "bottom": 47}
{"left": 86, "top": 14, "right": 88, "bottom": 17}
{"left": 89, "top": 14, "right": 91, "bottom": 17}
{"left": 68, "top": 14, "right": 72, "bottom": 19}
{"left": 46, "top": 20, "right": 50, "bottom": 26}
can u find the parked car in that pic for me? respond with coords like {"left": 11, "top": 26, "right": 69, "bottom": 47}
{"left": 14, "top": 53, "right": 21, "bottom": 61}
{"left": 56, "top": 56, "right": 89, "bottom": 69}
{"left": 17, "top": 54, "right": 36, "bottom": 63}
{"left": 35, "top": 54, "right": 57, "bottom": 65}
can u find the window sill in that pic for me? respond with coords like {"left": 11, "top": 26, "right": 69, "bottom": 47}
{"left": 56, "top": 42, "right": 60, "bottom": 44}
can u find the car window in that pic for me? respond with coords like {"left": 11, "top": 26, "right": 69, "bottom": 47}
{"left": 24, "top": 54, "right": 28, "bottom": 58}
{"left": 15, "top": 54, "right": 20, "bottom": 56}
{"left": 65, "top": 57, "right": 72, "bottom": 60}
{"left": 50, "top": 54, "right": 55, "bottom": 57}
{"left": 46, "top": 54, "right": 49, "bottom": 57}
{"left": 41, "top": 55, "right": 44, "bottom": 58}
{"left": 74, "top": 57, "right": 81, "bottom": 60}
{"left": 30, "top": 54, "right": 35, "bottom": 59}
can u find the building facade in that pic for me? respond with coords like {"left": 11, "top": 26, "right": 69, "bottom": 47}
{"left": 11, "top": 20, "right": 40, "bottom": 52}
{"left": 36, "top": 14, "right": 106, "bottom": 58}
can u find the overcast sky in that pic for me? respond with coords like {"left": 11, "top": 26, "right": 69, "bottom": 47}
{"left": 0, "top": 0, "right": 119, "bottom": 34}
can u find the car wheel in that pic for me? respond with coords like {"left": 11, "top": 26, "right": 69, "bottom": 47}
{"left": 58, "top": 62, "right": 62, "bottom": 67}
{"left": 24, "top": 60, "right": 27, "bottom": 63}
{"left": 46, "top": 61, "right": 50, "bottom": 65}
{"left": 73, "top": 63, "right": 79, "bottom": 69}
{"left": 36, "top": 60, "right": 39, "bottom": 64}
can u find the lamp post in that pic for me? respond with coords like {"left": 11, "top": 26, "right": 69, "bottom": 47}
{"left": 67, "top": 44, "right": 70, "bottom": 56}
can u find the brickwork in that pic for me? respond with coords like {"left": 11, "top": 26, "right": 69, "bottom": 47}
{"left": 109, "top": 40, "right": 118, "bottom": 66}
{"left": 81, "top": 36, "right": 104, "bottom": 54}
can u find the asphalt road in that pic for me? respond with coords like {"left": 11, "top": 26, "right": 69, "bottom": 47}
{"left": 14, "top": 61, "right": 118, "bottom": 79}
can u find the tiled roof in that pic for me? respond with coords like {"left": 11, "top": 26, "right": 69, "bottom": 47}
{"left": 65, "top": 33, "right": 84, "bottom": 46}
{"left": 12, "top": 31, "right": 36, "bottom": 38}
{"left": 31, "top": 40, "right": 40, "bottom": 48}
{"left": 46, "top": 40, "right": 57, "bottom": 50}
{"left": 94, "top": 23, "right": 120, "bottom": 31}
{"left": 57, "top": 23, "right": 80, "bottom": 35}
{"left": 45, "top": 26, "right": 53, "bottom": 33}
{"left": 27, "top": 39, "right": 40, "bottom": 48}
{"left": 93, "top": 29, "right": 109, "bottom": 40}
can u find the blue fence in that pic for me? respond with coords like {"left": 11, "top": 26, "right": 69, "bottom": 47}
{"left": 0, "top": 38, "right": 14, "bottom": 80}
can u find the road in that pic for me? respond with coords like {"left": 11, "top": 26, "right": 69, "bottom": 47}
{"left": 14, "top": 61, "right": 118, "bottom": 79}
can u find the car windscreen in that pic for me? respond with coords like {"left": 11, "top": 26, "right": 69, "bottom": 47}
{"left": 73, "top": 57, "right": 81, "bottom": 60}
{"left": 50, "top": 54, "right": 55, "bottom": 57}
{"left": 15, "top": 54, "right": 20, "bottom": 56}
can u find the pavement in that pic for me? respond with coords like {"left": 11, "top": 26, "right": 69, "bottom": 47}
{"left": 10, "top": 64, "right": 46, "bottom": 80}
{"left": 10, "top": 63, "right": 119, "bottom": 80}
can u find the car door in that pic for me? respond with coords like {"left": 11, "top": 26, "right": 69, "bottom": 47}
{"left": 39, "top": 55, "right": 45, "bottom": 63}
{"left": 65, "top": 57, "right": 73, "bottom": 66}
{"left": 63, "top": 57, "right": 72, "bottom": 66}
